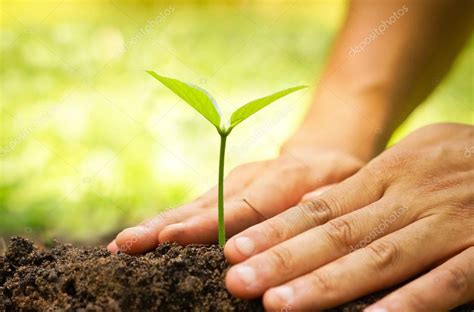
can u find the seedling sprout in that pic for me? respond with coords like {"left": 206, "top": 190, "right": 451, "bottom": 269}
{"left": 147, "top": 71, "right": 307, "bottom": 246}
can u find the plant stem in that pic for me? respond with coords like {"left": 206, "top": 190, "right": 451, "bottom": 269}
{"left": 217, "top": 133, "right": 227, "bottom": 246}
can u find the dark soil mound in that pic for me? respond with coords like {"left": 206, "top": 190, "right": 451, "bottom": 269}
{"left": 0, "top": 237, "right": 472, "bottom": 312}
{"left": 1, "top": 237, "right": 260, "bottom": 311}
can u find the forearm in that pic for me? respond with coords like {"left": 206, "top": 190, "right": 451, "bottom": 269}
{"left": 284, "top": 0, "right": 473, "bottom": 161}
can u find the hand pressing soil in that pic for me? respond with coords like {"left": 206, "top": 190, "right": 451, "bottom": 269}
{"left": 0, "top": 237, "right": 472, "bottom": 312}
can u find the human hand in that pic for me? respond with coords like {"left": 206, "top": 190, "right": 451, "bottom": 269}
{"left": 107, "top": 147, "right": 363, "bottom": 254}
{"left": 224, "top": 123, "right": 474, "bottom": 311}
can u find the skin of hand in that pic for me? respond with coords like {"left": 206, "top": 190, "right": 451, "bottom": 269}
{"left": 109, "top": 0, "right": 474, "bottom": 290}
{"left": 224, "top": 123, "right": 474, "bottom": 311}
{"left": 107, "top": 146, "right": 364, "bottom": 254}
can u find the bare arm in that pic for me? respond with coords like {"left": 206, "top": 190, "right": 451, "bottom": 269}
{"left": 284, "top": 0, "right": 473, "bottom": 161}
{"left": 223, "top": 3, "right": 474, "bottom": 310}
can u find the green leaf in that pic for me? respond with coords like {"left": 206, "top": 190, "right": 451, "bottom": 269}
{"left": 147, "top": 71, "right": 221, "bottom": 128}
{"left": 229, "top": 85, "right": 308, "bottom": 129}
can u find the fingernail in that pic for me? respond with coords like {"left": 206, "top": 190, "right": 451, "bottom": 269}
{"left": 268, "top": 286, "right": 294, "bottom": 305}
{"left": 235, "top": 237, "right": 255, "bottom": 256}
{"left": 312, "top": 189, "right": 326, "bottom": 197}
{"left": 308, "top": 186, "right": 331, "bottom": 198}
{"left": 169, "top": 222, "right": 186, "bottom": 228}
{"left": 364, "top": 306, "right": 388, "bottom": 312}
{"left": 162, "top": 222, "right": 185, "bottom": 231}
{"left": 107, "top": 240, "right": 118, "bottom": 253}
{"left": 365, "top": 299, "right": 402, "bottom": 312}
{"left": 234, "top": 265, "right": 256, "bottom": 287}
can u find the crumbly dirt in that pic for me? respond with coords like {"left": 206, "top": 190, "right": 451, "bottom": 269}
{"left": 0, "top": 237, "right": 472, "bottom": 312}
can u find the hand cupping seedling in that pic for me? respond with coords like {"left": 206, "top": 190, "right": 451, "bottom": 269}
{"left": 147, "top": 71, "right": 307, "bottom": 246}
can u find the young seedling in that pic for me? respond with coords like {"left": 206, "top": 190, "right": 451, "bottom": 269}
{"left": 147, "top": 71, "right": 307, "bottom": 246}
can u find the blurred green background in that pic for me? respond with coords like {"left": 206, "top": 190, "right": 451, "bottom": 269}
{"left": 1, "top": 1, "right": 472, "bottom": 243}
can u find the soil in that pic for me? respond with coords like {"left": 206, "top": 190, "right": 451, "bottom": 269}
{"left": 1, "top": 237, "right": 472, "bottom": 312}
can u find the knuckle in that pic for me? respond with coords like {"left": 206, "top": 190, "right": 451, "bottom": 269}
{"left": 364, "top": 161, "right": 390, "bottom": 184}
{"left": 437, "top": 266, "right": 470, "bottom": 295}
{"left": 448, "top": 189, "right": 474, "bottom": 218}
{"left": 228, "top": 161, "right": 263, "bottom": 177}
{"left": 400, "top": 290, "right": 431, "bottom": 311}
{"left": 228, "top": 163, "right": 250, "bottom": 176}
{"left": 297, "top": 198, "right": 333, "bottom": 226}
{"left": 322, "top": 218, "right": 355, "bottom": 251}
{"left": 309, "top": 271, "right": 335, "bottom": 293}
{"left": 443, "top": 203, "right": 474, "bottom": 224}
{"left": 268, "top": 245, "right": 295, "bottom": 275}
{"left": 419, "top": 174, "right": 453, "bottom": 193}
{"left": 366, "top": 240, "right": 400, "bottom": 271}
{"left": 262, "top": 219, "right": 288, "bottom": 242}
{"left": 366, "top": 151, "right": 409, "bottom": 182}
{"left": 276, "top": 157, "right": 308, "bottom": 175}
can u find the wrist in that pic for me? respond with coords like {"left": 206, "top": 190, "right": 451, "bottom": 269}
{"left": 281, "top": 87, "right": 394, "bottom": 162}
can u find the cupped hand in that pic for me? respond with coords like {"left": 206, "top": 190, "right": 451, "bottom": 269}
{"left": 107, "top": 147, "right": 363, "bottom": 254}
{"left": 225, "top": 123, "right": 474, "bottom": 311}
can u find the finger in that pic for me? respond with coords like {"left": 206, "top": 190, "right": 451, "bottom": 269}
{"left": 225, "top": 198, "right": 409, "bottom": 297}
{"left": 107, "top": 239, "right": 119, "bottom": 253}
{"left": 112, "top": 204, "right": 198, "bottom": 254}
{"left": 160, "top": 160, "right": 331, "bottom": 245}
{"left": 263, "top": 216, "right": 470, "bottom": 311}
{"left": 236, "top": 161, "right": 324, "bottom": 219}
{"left": 301, "top": 183, "right": 336, "bottom": 201}
{"left": 366, "top": 246, "right": 474, "bottom": 312}
{"left": 225, "top": 167, "right": 386, "bottom": 263}
{"left": 159, "top": 198, "right": 264, "bottom": 245}
{"left": 193, "top": 161, "right": 267, "bottom": 207}
{"left": 111, "top": 162, "right": 262, "bottom": 254}
{"left": 113, "top": 187, "right": 242, "bottom": 254}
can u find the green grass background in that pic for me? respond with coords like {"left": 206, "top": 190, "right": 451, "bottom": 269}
{"left": 1, "top": 1, "right": 472, "bottom": 241}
